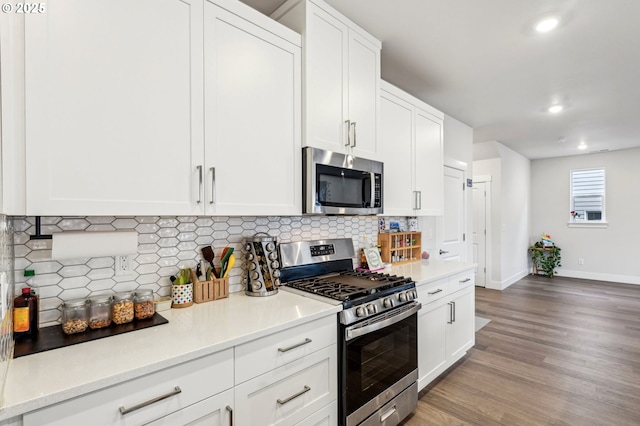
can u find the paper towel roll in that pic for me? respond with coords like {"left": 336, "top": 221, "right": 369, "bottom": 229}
{"left": 51, "top": 231, "right": 138, "bottom": 260}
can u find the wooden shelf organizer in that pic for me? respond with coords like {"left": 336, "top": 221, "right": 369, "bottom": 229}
{"left": 378, "top": 232, "right": 421, "bottom": 265}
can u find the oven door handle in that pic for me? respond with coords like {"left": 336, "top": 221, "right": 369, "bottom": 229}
{"left": 345, "top": 302, "right": 421, "bottom": 341}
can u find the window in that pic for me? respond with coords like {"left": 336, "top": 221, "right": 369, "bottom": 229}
{"left": 570, "top": 168, "right": 605, "bottom": 224}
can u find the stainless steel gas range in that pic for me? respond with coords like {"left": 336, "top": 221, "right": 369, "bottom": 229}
{"left": 279, "top": 238, "right": 421, "bottom": 426}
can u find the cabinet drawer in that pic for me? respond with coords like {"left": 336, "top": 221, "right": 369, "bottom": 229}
{"left": 23, "top": 348, "right": 233, "bottom": 426}
{"left": 449, "top": 270, "right": 474, "bottom": 289}
{"left": 234, "top": 344, "right": 337, "bottom": 426}
{"left": 235, "top": 315, "right": 336, "bottom": 384}
{"left": 295, "top": 400, "right": 337, "bottom": 426}
{"left": 416, "top": 278, "right": 450, "bottom": 304}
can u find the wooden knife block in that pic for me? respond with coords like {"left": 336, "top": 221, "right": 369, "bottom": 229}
{"left": 190, "top": 270, "right": 229, "bottom": 303}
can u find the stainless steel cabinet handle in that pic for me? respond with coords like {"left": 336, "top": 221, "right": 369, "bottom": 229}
{"left": 418, "top": 191, "right": 422, "bottom": 209}
{"left": 447, "top": 302, "right": 453, "bottom": 324}
{"left": 210, "top": 167, "right": 216, "bottom": 204}
{"left": 452, "top": 301, "right": 456, "bottom": 322}
{"left": 119, "top": 386, "right": 182, "bottom": 415}
{"left": 226, "top": 405, "right": 233, "bottom": 426}
{"left": 196, "top": 166, "right": 203, "bottom": 204}
{"left": 278, "top": 338, "right": 312, "bottom": 353}
{"left": 427, "top": 289, "right": 443, "bottom": 295}
{"left": 345, "top": 120, "right": 351, "bottom": 146}
{"left": 459, "top": 278, "right": 471, "bottom": 283}
{"left": 351, "top": 121, "right": 357, "bottom": 147}
{"left": 380, "top": 405, "right": 398, "bottom": 423}
{"left": 277, "top": 385, "right": 311, "bottom": 405}
{"left": 439, "top": 249, "right": 449, "bottom": 255}
{"left": 413, "top": 191, "right": 418, "bottom": 210}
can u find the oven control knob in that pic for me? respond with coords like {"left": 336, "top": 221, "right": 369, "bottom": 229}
{"left": 398, "top": 292, "right": 408, "bottom": 303}
{"left": 366, "top": 304, "right": 377, "bottom": 315}
{"left": 383, "top": 298, "right": 394, "bottom": 309}
{"left": 266, "top": 242, "right": 275, "bottom": 252}
{"left": 356, "top": 307, "right": 367, "bottom": 317}
{"left": 272, "top": 270, "right": 280, "bottom": 278}
{"left": 411, "top": 290, "right": 418, "bottom": 300}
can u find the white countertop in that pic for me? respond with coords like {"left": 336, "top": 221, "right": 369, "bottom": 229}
{"left": 0, "top": 291, "right": 342, "bottom": 420}
{"left": 0, "top": 259, "right": 473, "bottom": 420}
{"left": 390, "top": 259, "right": 475, "bottom": 285}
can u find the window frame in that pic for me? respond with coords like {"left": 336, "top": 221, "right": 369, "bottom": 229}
{"left": 568, "top": 167, "right": 607, "bottom": 228}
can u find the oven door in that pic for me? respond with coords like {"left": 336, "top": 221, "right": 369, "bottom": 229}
{"left": 341, "top": 302, "right": 420, "bottom": 425}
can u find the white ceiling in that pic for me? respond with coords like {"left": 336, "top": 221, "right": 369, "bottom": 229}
{"left": 239, "top": 0, "right": 640, "bottom": 159}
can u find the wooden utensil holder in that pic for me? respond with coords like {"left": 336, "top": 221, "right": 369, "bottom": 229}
{"left": 190, "top": 270, "right": 229, "bottom": 303}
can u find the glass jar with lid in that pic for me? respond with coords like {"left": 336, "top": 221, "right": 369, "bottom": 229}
{"left": 111, "top": 291, "right": 134, "bottom": 325}
{"left": 134, "top": 289, "right": 155, "bottom": 320}
{"left": 61, "top": 299, "right": 89, "bottom": 335}
{"left": 89, "top": 294, "right": 112, "bottom": 329}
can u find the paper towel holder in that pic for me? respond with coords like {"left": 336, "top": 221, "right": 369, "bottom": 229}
{"left": 29, "top": 216, "right": 52, "bottom": 240}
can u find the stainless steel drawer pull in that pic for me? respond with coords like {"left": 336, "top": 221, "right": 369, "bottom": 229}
{"left": 196, "top": 166, "right": 203, "bottom": 204}
{"left": 278, "top": 338, "right": 312, "bottom": 353}
{"left": 380, "top": 405, "right": 398, "bottom": 423}
{"left": 119, "top": 386, "right": 182, "bottom": 415}
{"left": 226, "top": 405, "right": 233, "bottom": 426}
{"left": 459, "top": 278, "right": 471, "bottom": 283}
{"left": 427, "top": 289, "right": 443, "bottom": 295}
{"left": 277, "top": 385, "right": 311, "bottom": 405}
{"left": 447, "top": 302, "right": 453, "bottom": 324}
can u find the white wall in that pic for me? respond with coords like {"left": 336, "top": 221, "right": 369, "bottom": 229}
{"left": 531, "top": 148, "right": 640, "bottom": 284}
{"left": 473, "top": 141, "right": 530, "bottom": 289}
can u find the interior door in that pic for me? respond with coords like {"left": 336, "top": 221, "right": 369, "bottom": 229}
{"left": 439, "top": 166, "right": 465, "bottom": 261}
{"left": 473, "top": 182, "right": 487, "bottom": 287}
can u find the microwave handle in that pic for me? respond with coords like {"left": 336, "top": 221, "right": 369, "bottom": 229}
{"left": 370, "top": 172, "right": 376, "bottom": 208}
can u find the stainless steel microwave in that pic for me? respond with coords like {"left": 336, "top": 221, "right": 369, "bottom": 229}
{"left": 303, "top": 146, "right": 383, "bottom": 215}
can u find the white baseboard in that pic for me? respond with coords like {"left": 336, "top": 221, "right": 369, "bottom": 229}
{"left": 487, "top": 268, "right": 529, "bottom": 290}
{"left": 556, "top": 269, "right": 640, "bottom": 285}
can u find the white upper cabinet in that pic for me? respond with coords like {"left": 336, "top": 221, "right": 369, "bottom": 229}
{"left": 25, "top": 0, "right": 205, "bottom": 216}
{"left": 380, "top": 80, "right": 444, "bottom": 216}
{"left": 203, "top": 0, "right": 301, "bottom": 216}
{"left": 22, "top": 0, "right": 301, "bottom": 216}
{"left": 273, "top": 0, "right": 381, "bottom": 160}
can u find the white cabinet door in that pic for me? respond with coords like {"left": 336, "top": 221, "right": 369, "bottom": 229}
{"left": 25, "top": 0, "right": 204, "bottom": 216}
{"left": 380, "top": 88, "right": 415, "bottom": 216}
{"left": 417, "top": 298, "right": 448, "bottom": 390}
{"left": 446, "top": 285, "right": 475, "bottom": 362}
{"left": 347, "top": 31, "right": 380, "bottom": 160}
{"left": 414, "top": 109, "right": 444, "bottom": 215}
{"left": 305, "top": 2, "right": 349, "bottom": 154}
{"left": 204, "top": 1, "right": 301, "bottom": 216}
{"left": 147, "top": 389, "right": 233, "bottom": 426}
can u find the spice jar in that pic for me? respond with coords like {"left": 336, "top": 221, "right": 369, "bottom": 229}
{"left": 111, "top": 291, "right": 134, "bottom": 325}
{"left": 89, "top": 294, "right": 112, "bottom": 329}
{"left": 134, "top": 289, "right": 155, "bottom": 320}
{"left": 61, "top": 299, "right": 89, "bottom": 335}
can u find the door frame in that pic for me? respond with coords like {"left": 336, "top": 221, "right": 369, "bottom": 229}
{"left": 436, "top": 158, "right": 469, "bottom": 262}
{"left": 473, "top": 175, "right": 492, "bottom": 288}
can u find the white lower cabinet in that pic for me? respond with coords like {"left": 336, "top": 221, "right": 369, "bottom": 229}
{"left": 234, "top": 345, "right": 337, "bottom": 426}
{"left": 22, "top": 348, "right": 234, "bottom": 426}
{"left": 416, "top": 270, "right": 475, "bottom": 390}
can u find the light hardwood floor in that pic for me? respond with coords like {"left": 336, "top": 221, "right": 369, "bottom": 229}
{"left": 401, "top": 275, "right": 640, "bottom": 425}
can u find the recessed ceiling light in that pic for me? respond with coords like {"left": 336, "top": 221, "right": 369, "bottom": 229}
{"left": 535, "top": 17, "right": 559, "bottom": 33}
{"left": 548, "top": 105, "right": 563, "bottom": 114}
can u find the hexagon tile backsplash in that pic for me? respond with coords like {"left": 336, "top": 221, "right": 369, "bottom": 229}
{"left": 12, "top": 215, "right": 405, "bottom": 327}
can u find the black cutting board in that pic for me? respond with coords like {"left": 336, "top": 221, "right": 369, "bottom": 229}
{"left": 13, "top": 312, "right": 168, "bottom": 358}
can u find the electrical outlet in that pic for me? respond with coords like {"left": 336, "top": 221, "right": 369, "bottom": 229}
{"left": 578, "top": 258, "right": 584, "bottom": 265}
{"left": 115, "top": 255, "right": 132, "bottom": 276}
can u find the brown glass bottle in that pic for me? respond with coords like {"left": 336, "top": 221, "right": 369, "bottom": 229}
{"left": 13, "top": 288, "right": 39, "bottom": 341}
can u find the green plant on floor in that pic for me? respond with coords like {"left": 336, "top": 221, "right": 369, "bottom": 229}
{"left": 529, "top": 241, "right": 562, "bottom": 278}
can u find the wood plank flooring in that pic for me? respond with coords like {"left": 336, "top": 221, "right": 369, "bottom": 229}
{"left": 401, "top": 275, "right": 640, "bottom": 425}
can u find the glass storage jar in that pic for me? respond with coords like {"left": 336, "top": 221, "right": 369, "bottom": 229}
{"left": 134, "top": 289, "right": 155, "bottom": 320}
{"left": 89, "top": 294, "right": 112, "bottom": 329}
{"left": 111, "top": 291, "right": 134, "bottom": 325}
{"left": 61, "top": 299, "right": 89, "bottom": 335}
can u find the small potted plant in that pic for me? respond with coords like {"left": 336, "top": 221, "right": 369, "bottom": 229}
{"left": 528, "top": 236, "right": 562, "bottom": 278}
